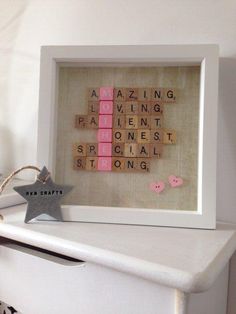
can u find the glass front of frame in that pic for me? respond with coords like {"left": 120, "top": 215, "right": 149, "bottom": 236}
{"left": 55, "top": 65, "right": 200, "bottom": 212}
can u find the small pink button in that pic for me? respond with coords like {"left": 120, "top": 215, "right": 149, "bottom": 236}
{"left": 99, "top": 115, "right": 113, "bottom": 128}
{"left": 98, "top": 143, "right": 112, "bottom": 156}
{"left": 100, "top": 87, "right": 114, "bottom": 101}
{"left": 97, "top": 129, "right": 112, "bottom": 142}
{"left": 99, "top": 101, "right": 113, "bottom": 114}
{"left": 98, "top": 157, "right": 112, "bottom": 171}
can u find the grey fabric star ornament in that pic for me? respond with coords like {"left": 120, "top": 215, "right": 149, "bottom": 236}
{"left": 14, "top": 166, "right": 73, "bottom": 223}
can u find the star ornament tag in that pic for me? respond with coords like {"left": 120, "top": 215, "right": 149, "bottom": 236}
{"left": 14, "top": 167, "right": 73, "bottom": 223}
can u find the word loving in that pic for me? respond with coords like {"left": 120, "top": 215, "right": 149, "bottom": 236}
{"left": 73, "top": 87, "right": 177, "bottom": 172}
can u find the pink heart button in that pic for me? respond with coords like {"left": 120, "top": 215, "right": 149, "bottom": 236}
{"left": 150, "top": 181, "right": 165, "bottom": 194}
{"left": 168, "top": 175, "right": 183, "bottom": 187}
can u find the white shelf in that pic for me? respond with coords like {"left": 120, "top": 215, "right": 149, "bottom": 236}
{"left": 0, "top": 204, "right": 235, "bottom": 293}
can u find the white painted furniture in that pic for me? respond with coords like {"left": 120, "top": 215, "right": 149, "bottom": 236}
{"left": 0, "top": 204, "right": 235, "bottom": 314}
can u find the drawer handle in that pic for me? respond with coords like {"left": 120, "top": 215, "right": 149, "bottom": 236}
{"left": 0, "top": 237, "right": 85, "bottom": 266}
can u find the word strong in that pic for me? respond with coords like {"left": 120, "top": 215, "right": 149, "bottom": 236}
{"left": 74, "top": 87, "right": 177, "bottom": 172}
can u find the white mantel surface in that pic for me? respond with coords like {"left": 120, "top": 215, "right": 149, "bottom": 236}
{"left": 0, "top": 204, "right": 236, "bottom": 294}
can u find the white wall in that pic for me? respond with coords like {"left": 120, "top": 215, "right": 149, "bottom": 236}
{"left": 0, "top": 0, "right": 236, "bottom": 223}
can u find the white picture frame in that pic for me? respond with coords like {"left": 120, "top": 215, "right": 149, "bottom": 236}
{"left": 37, "top": 45, "right": 219, "bottom": 229}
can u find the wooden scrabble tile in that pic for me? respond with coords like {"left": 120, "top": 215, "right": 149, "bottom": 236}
{"left": 150, "top": 143, "right": 163, "bottom": 158}
{"left": 125, "top": 130, "right": 137, "bottom": 143}
{"left": 86, "top": 157, "right": 98, "bottom": 171}
{"left": 99, "top": 100, "right": 113, "bottom": 115}
{"left": 138, "top": 88, "right": 151, "bottom": 101}
{"left": 151, "top": 88, "right": 163, "bottom": 101}
{"left": 138, "top": 115, "right": 151, "bottom": 129}
{"left": 97, "top": 129, "right": 112, "bottom": 142}
{"left": 137, "top": 158, "right": 150, "bottom": 172}
{"left": 112, "top": 144, "right": 124, "bottom": 157}
{"left": 114, "top": 102, "right": 126, "bottom": 115}
{"left": 99, "top": 87, "right": 114, "bottom": 101}
{"left": 150, "top": 116, "right": 163, "bottom": 128}
{"left": 87, "top": 115, "right": 99, "bottom": 129}
{"left": 150, "top": 101, "right": 163, "bottom": 115}
{"left": 75, "top": 115, "right": 87, "bottom": 129}
{"left": 86, "top": 143, "right": 98, "bottom": 156}
{"left": 114, "top": 88, "right": 126, "bottom": 100}
{"left": 137, "top": 129, "right": 151, "bottom": 143}
{"left": 98, "top": 143, "right": 112, "bottom": 157}
{"left": 87, "top": 101, "right": 99, "bottom": 114}
{"left": 88, "top": 88, "right": 99, "bottom": 101}
{"left": 124, "top": 158, "right": 138, "bottom": 172}
{"left": 125, "top": 115, "right": 138, "bottom": 129}
{"left": 73, "top": 157, "right": 86, "bottom": 170}
{"left": 163, "top": 88, "right": 177, "bottom": 103}
{"left": 138, "top": 102, "right": 151, "bottom": 114}
{"left": 113, "top": 115, "right": 125, "bottom": 128}
{"left": 137, "top": 144, "right": 150, "bottom": 157}
{"left": 97, "top": 157, "right": 112, "bottom": 171}
{"left": 99, "top": 115, "right": 113, "bottom": 128}
{"left": 125, "top": 101, "right": 139, "bottom": 114}
{"left": 124, "top": 143, "right": 137, "bottom": 157}
{"left": 113, "top": 129, "right": 125, "bottom": 143}
{"left": 150, "top": 129, "right": 163, "bottom": 143}
{"left": 126, "top": 88, "right": 138, "bottom": 101}
{"left": 112, "top": 157, "right": 125, "bottom": 171}
{"left": 163, "top": 129, "right": 177, "bottom": 144}
{"left": 73, "top": 143, "right": 87, "bottom": 157}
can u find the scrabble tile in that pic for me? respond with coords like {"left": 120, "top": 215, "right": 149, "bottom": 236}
{"left": 87, "top": 115, "right": 99, "bottom": 128}
{"left": 86, "top": 143, "right": 98, "bottom": 156}
{"left": 137, "top": 144, "right": 150, "bottom": 157}
{"left": 124, "top": 143, "right": 137, "bottom": 157}
{"left": 86, "top": 157, "right": 98, "bottom": 171}
{"left": 150, "top": 130, "right": 163, "bottom": 143}
{"left": 112, "top": 144, "right": 124, "bottom": 157}
{"left": 113, "top": 129, "right": 125, "bottom": 143}
{"left": 99, "top": 115, "right": 113, "bottom": 128}
{"left": 98, "top": 157, "right": 112, "bottom": 171}
{"left": 73, "top": 143, "right": 87, "bottom": 157}
{"left": 150, "top": 101, "right": 163, "bottom": 115}
{"left": 97, "top": 129, "right": 112, "bottom": 142}
{"left": 88, "top": 88, "right": 99, "bottom": 101}
{"left": 113, "top": 115, "right": 125, "bottom": 128}
{"left": 137, "top": 129, "right": 151, "bottom": 143}
{"left": 150, "top": 144, "right": 163, "bottom": 158}
{"left": 163, "top": 129, "right": 177, "bottom": 144}
{"left": 114, "top": 88, "right": 126, "bottom": 100}
{"left": 88, "top": 101, "right": 99, "bottom": 114}
{"left": 138, "top": 102, "right": 151, "bottom": 114}
{"left": 137, "top": 158, "right": 150, "bottom": 172}
{"left": 138, "top": 115, "right": 151, "bottom": 129}
{"left": 98, "top": 143, "right": 112, "bottom": 157}
{"left": 126, "top": 88, "right": 138, "bottom": 101}
{"left": 114, "top": 102, "right": 126, "bottom": 115}
{"left": 73, "top": 157, "right": 86, "bottom": 170}
{"left": 150, "top": 116, "right": 162, "bottom": 128}
{"left": 125, "top": 101, "right": 139, "bottom": 114}
{"left": 151, "top": 88, "right": 163, "bottom": 101}
{"left": 125, "top": 115, "right": 138, "bottom": 129}
{"left": 138, "top": 88, "right": 151, "bottom": 101}
{"left": 99, "top": 100, "right": 113, "bottom": 114}
{"left": 75, "top": 115, "right": 87, "bottom": 128}
{"left": 163, "top": 88, "right": 177, "bottom": 103}
{"left": 112, "top": 157, "right": 125, "bottom": 171}
{"left": 125, "top": 130, "right": 137, "bottom": 143}
{"left": 124, "top": 158, "right": 138, "bottom": 172}
{"left": 99, "top": 87, "right": 114, "bottom": 101}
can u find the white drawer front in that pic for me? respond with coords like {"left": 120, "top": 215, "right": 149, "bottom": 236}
{"left": 0, "top": 238, "right": 174, "bottom": 314}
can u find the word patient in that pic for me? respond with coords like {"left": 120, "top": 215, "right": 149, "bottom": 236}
{"left": 73, "top": 87, "right": 177, "bottom": 172}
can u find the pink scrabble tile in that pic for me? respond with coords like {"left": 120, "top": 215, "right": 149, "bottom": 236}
{"left": 98, "top": 157, "right": 112, "bottom": 171}
{"left": 98, "top": 143, "right": 112, "bottom": 156}
{"left": 100, "top": 87, "right": 114, "bottom": 101}
{"left": 97, "top": 129, "right": 112, "bottom": 142}
{"left": 99, "top": 101, "right": 113, "bottom": 114}
{"left": 99, "top": 115, "right": 113, "bottom": 128}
